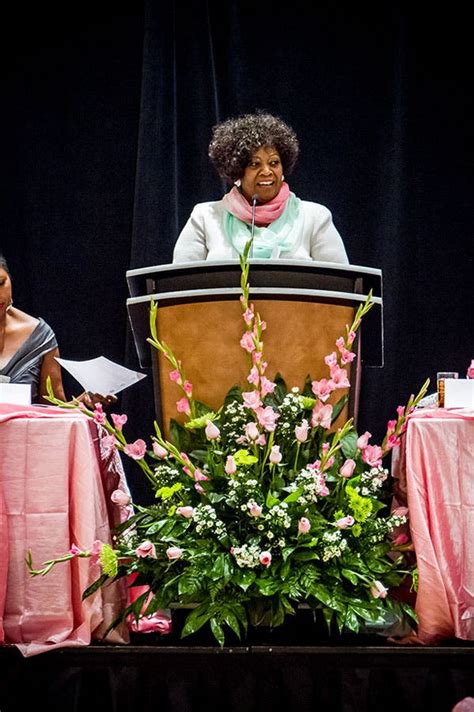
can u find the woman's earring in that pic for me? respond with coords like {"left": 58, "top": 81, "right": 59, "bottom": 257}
{"left": 282, "top": 174, "right": 285, "bottom": 181}
{"left": 234, "top": 179, "right": 241, "bottom": 187}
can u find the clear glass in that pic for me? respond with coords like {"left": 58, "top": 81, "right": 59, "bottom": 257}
{"left": 436, "top": 371, "right": 459, "bottom": 407}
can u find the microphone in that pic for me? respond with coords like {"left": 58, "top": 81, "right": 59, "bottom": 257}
{"left": 249, "top": 194, "right": 258, "bottom": 259}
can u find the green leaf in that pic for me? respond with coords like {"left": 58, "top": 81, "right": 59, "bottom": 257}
{"left": 265, "top": 490, "right": 280, "bottom": 508}
{"left": 223, "top": 609, "right": 242, "bottom": 639}
{"left": 292, "top": 551, "right": 319, "bottom": 562}
{"left": 82, "top": 572, "right": 110, "bottom": 600}
{"left": 282, "top": 487, "right": 304, "bottom": 503}
{"left": 331, "top": 394, "right": 349, "bottom": 423}
{"left": 181, "top": 605, "right": 213, "bottom": 638}
{"left": 236, "top": 569, "right": 256, "bottom": 592}
{"left": 341, "top": 568, "right": 359, "bottom": 585}
{"left": 210, "top": 617, "right": 225, "bottom": 647}
{"left": 255, "top": 578, "right": 281, "bottom": 596}
{"left": 210, "top": 554, "right": 226, "bottom": 581}
{"left": 340, "top": 430, "right": 358, "bottom": 459}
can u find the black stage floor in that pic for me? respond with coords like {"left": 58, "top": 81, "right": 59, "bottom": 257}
{"left": 2, "top": 633, "right": 474, "bottom": 712}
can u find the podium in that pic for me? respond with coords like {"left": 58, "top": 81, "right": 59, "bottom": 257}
{"left": 126, "top": 260, "right": 383, "bottom": 433}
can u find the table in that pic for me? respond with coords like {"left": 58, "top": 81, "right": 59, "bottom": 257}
{"left": 394, "top": 408, "right": 474, "bottom": 644}
{"left": 0, "top": 403, "right": 131, "bottom": 656}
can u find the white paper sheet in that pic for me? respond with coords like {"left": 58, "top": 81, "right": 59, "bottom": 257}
{"left": 55, "top": 356, "right": 147, "bottom": 395}
{"left": 0, "top": 383, "right": 32, "bottom": 405}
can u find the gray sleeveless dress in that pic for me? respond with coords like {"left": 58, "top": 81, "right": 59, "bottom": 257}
{"left": 0, "top": 318, "right": 58, "bottom": 402}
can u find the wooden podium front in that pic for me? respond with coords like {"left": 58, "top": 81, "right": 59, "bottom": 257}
{"left": 126, "top": 260, "right": 383, "bottom": 434}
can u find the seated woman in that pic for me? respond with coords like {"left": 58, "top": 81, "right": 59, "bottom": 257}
{"left": 0, "top": 254, "right": 65, "bottom": 403}
{"left": 173, "top": 112, "right": 349, "bottom": 264}
{"left": 0, "top": 254, "right": 115, "bottom": 406}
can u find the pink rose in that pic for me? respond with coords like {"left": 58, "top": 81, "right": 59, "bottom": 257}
{"left": 135, "top": 540, "right": 157, "bottom": 558}
{"left": 111, "top": 489, "right": 131, "bottom": 506}
{"left": 166, "top": 546, "right": 183, "bottom": 560}
{"left": 152, "top": 442, "right": 168, "bottom": 459}
{"left": 248, "top": 501, "right": 263, "bottom": 517}
{"left": 176, "top": 506, "right": 194, "bottom": 519}
{"left": 295, "top": 419, "right": 309, "bottom": 443}
{"left": 124, "top": 439, "right": 147, "bottom": 460}
{"left": 298, "top": 517, "right": 311, "bottom": 534}
{"left": 225, "top": 455, "right": 237, "bottom": 474}
{"left": 205, "top": 420, "right": 220, "bottom": 440}
{"left": 259, "top": 551, "right": 272, "bottom": 567}
{"left": 370, "top": 580, "right": 388, "bottom": 599}
{"left": 245, "top": 422, "right": 260, "bottom": 441}
{"left": 335, "top": 515, "right": 354, "bottom": 529}
{"left": 339, "top": 458, "right": 356, "bottom": 479}
{"left": 111, "top": 413, "right": 128, "bottom": 431}
{"left": 269, "top": 445, "right": 282, "bottom": 464}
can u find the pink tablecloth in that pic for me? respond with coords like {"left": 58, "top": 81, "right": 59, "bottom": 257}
{"left": 0, "top": 403, "right": 130, "bottom": 656}
{"left": 401, "top": 408, "right": 474, "bottom": 643}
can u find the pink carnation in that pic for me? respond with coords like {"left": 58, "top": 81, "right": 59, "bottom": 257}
{"left": 135, "top": 540, "right": 157, "bottom": 558}
{"left": 298, "top": 517, "right": 311, "bottom": 534}
{"left": 166, "top": 546, "right": 183, "bottom": 560}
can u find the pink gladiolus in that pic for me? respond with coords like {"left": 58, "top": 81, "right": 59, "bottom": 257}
{"left": 136, "top": 540, "right": 157, "bottom": 558}
{"left": 335, "top": 515, "right": 355, "bottom": 529}
{"left": 329, "top": 364, "right": 350, "bottom": 388}
{"left": 370, "top": 581, "right": 388, "bottom": 599}
{"left": 269, "top": 445, "right": 282, "bottom": 464}
{"left": 93, "top": 403, "right": 106, "bottom": 425}
{"left": 311, "top": 378, "right": 334, "bottom": 402}
{"left": 392, "top": 533, "right": 409, "bottom": 546}
{"left": 295, "top": 419, "right": 309, "bottom": 443}
{"left": 69, "top": 544, "right": 83, "bottom": 556}
{"left": 193, "top": 468, "right": 209, "bottom": 482}
{"left": 336, "top": 336, "right": 345, "bottom": 352}
{"left": 166, "top": 546, "right": 183, "bottom": 560}
{"left": 339, "top": 458, "right": 356, "bottom": 478}
{"left": 183, "top": 380, "right": 193, "bottom": 396}
{"left": 340, "top": 348, "right": 356, "bottom": 365}
{"left": 111, "top": 489, "right": 131, "bottom": 507}
{"left": 243, "top": 306, "right": 254, "bottom": 325}
{"left": 259, "top": 551, "right": 272, "bottom": 567}
{"left": 205, "top": 420, "right": 220, "bottom": 440}
{"left": 124, "top": 439, "right": 147, "bottom": 460}
{"left": 256, "top": 406, "right": 280, "bottom": 432}
{"left": 386, "top": 419, "right": 397, "bottom": 434}
{"left": 240, "top": 331, "right": 256, "bottom": 353}
{"left": 247, "top": 366, "right": 260, "bottom": 385}
{"left": 111, "top": 413, "right": 128, "bottom": 430}
{"left": 225, "top": 455, "right": 237, "bottom": 475}
{"left": 256, "top": 434, "right": 267, "bottom": 446}
{"left": 248, "top": 501, "right": 262, "bottom": 517}
{"left": 357, "top": 431, "right": 372, "bottom": 449}
{"left": 245, "top": 422, "right": 260, "bottom": 441}
{"left": 260, "top": 376, "right": 276, "bottom": 397}
{"left": 176, "top": 397, "right": 191, "bottom": 415}
{"left": 242, "top": 390, "right": 262, "bottom": 410}
{"left": 298, "top": 517, "right": 311, "bottom": 534}
{"left": 311, "top": 402, "right": 333, "bottom": 429}
{"left": 385, "top": 433, "right": 400, "bottom": 450}
{"left": 324, "top": 351, "right": 338, "bottom": 367}
{"left": 101, "top": 434, "right": 117, "bottom": 454}
{"left": 396, "top": 405, "right": 405, "bottom": 417}
{"left": 347, "top": 330, "right": 356, "bottom": 344}
{"left": 90, "top": 539, "right": 103, "bottom": 565}
{"left": 169, "top": 369, "right": 181, "bottom": 384}
{"left": 195, "top": 483, "right": 205, "bottom": 494}
{"left": 176, "top": 506, "right": 194, "bottom": 519}
{"left": 467, "top": 360, "right": 474, "bottom": 378}
{"left": 362, "top": 444, "right": 383, "bottom": 467}
{"left": 152, "top": 442, "right": 168, "bottom": 459}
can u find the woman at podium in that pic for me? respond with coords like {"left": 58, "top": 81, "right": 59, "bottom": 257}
{"left": 173, "top": 112, "right": 349, "bottom": 264}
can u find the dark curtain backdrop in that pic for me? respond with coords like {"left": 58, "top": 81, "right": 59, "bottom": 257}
{"left": 1, "top": 1, "right": 472, "bottom": 503}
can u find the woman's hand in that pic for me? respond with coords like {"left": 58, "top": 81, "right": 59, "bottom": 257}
{"left": 75, "top": 392, "right": 118, "bottom": 409}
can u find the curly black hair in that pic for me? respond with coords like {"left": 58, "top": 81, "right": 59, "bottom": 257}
{"left": 208, "top": 112, "right": 300, "bottom": 184}
{"left": 0, "top": 254, "right": 9, "bottom": 274}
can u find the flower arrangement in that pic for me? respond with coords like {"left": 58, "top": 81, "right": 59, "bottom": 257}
{"left": 29, "top": 240, "right": 428, "bottom": 646}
